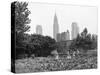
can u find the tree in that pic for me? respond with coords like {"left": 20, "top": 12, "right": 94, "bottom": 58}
{"left": 91, "top": 34, "right": 97, "bottom": 49}
{"left": 26, "top": 35, "right": 56, "bottom": 57}
{"left": 69, "top": 28, "right": 97, "bottom": 53}
{"left": 15, "top": 1, "right": 31, "bottom": 33}
{"left": 11, "top": 1, "right": 31, "bottom": 59}
{"left": 81, "top": 28, "right": 88, "bottom": 39}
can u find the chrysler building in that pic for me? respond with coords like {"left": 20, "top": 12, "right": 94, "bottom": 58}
{"left": 53, "top": 13, "right": 59, "bottom": 41}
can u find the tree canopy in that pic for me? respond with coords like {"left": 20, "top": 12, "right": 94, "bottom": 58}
{"left": 70, "top": 28, "right": 97, "bottom": 52}
{"left": 26, "top": 35, "right": 56, "bottom": 57}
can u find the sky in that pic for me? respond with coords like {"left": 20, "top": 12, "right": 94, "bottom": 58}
{"left": 27, "top": 2, "right": 98, "bottom": 38}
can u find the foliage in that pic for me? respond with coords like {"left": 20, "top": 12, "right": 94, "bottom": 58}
{"left": 14, "top": 1, "right": 31, "bottom": 33}
{"left": 56, "top": 41, "right": 72, "bottom": 54}
{"left": 15, "top": 1, "right": 31, "bottom": 46}
{"left": 91, "top": 34, "right": 97, "bottom": 49}
{"left": 70, "top": 28, "right": 97, "bottom": 52}
{"left": 15, "top": 55, "right": 97, "bottom": 73}
{"left": 11, "top": 1, "right": 31, "bottom": 59}
{"left": 26, "top": 35, "right": 56, "bottom": 57}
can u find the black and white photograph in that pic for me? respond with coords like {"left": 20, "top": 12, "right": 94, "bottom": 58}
{"left": 11, "top": 1, "right": 98, "bottom": 73}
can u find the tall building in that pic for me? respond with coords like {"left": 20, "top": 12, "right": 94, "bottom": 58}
{"left": 66, "top": 30, "right": 70, "bottom": 40}
{"left": 53, "top": 13, "right": 59, "bottom": 41}
{"left": 57, "top": 30, "right": 70, "bottom": 42}
{"left": 61, "top": 32, "right": 67, "bottom": 41}
{"left": 71, "top": 22, "right": 79, "bottom": 40}
{"left": 36, "top": 25, "right": 42, "bottom": 35}
{"left": 57, "top": 33, "right": 61, "bottom": 42}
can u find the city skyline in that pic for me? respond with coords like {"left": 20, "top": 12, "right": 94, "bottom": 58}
{"left": 28, "top": 2, "right": 98, "bottom": 38}
{"left": 34, "top": 21, "right": 79, "bottom": 40}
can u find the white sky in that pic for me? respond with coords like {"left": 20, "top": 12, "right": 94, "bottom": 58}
{"left": 27, "top": 2, "right": 98, "bottom": 38}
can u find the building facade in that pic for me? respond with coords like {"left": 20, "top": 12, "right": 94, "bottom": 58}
{"left": 36, "top": 25, "right": 42, "bottom": 35}
{"left": 57, "top": 33, "right": 61, "bottom": 42}
{"left": 57, "top": 30, "right": 70, "bottom": 42}
{"left": 71, "top": 22, "right": 79, "bottom": 40}
{"left": 66, "top": 30, "right": 70, "bottom": 40}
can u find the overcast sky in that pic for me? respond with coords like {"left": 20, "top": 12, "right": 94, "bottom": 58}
{"left": 28, "top": 2, "right": 98, "bottom": 38}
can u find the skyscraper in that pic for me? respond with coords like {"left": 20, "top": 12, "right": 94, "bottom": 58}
{"left": 57, "top": 30, "right": 70, "bottom": 42}
{"left": 71, "top": 22, "right": 79, "bottom": 40}
{"left": 61, "top": 32, "right": 66, "bottom": 41}
{"left": 57, "top": 33, "right": 61, "bottom": 42}
{"left": 53, "top": 13, "right": 59, "bottom": 41}
{"left": 36, "top": 25, "right": 42, "bottom": 35}
{"left": 66, "top": 30, "right": 70, "bottom": 40}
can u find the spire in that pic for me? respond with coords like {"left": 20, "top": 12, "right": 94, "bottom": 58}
{"left": 54, "top": 12, "right": 57, "bottom": 20}
{"left": 53, "top": 12, "right": 59, "bottom": 41}
{"left": 54, "top": 12, "right": 56, "bottom": 15}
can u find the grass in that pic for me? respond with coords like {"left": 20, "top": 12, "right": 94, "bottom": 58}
{"left": 15, "top": 52, "right": 97, "bottom": 73}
